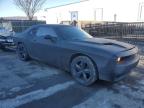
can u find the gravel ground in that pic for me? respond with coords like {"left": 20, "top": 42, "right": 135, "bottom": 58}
{"left": 0, "top": 41, "right": 144, "bottom": 108}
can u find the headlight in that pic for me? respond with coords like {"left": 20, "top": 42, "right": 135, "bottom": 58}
{"left": 117, "top": 57, "right": 121, "bottom": 62}
{"left": 116, "top": 57, "right": 123, "bottom": 63}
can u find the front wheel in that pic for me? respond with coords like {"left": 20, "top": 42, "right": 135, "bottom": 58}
{"left": 16, "top": 43, "right": 30, "bottom": 61}
{"left": 70, "top": 56, "right": 98, "bottom": 86}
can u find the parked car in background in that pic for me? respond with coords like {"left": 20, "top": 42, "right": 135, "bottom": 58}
{"left": 0, "top": 27, "right": 14, "bottom": 50}
{"left": 13, "top": 24, "right": 139, "bottom": 86}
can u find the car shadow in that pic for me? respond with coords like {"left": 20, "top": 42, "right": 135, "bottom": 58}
{"left": 0, "top": 47, "right": 16, "bottom": 52}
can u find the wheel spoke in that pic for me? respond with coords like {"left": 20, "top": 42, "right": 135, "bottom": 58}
{"left": 79, "top": 61, "right": 86, "bottom": 69}
{"left": 83, "top": 69, "right": 90, "bottom": 74}
{"left": 82, "top": 72, "right": 88, "bottom": 81}
{"left": 75, "top": 64, "right": 81, "bottom": 71}
{"left": 82, "top": 69, "right": 91, "bottom": 80}
{"left": 75, "top": 62, "right": 91, "bottom": 81}
{"left": 75, "top": 70, "right": 83, "bottom": 77}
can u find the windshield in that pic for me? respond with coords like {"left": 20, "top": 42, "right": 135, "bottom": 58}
{"left": 55, "top": 26, "right": 92, "bottom": 40}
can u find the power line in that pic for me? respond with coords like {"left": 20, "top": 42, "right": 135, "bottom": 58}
{"left": 45, "top": 0, "right": 89, "bottom": 10}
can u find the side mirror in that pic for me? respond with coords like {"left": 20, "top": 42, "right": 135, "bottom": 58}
{"left": 44, "top": 35, "right": 57, "bottom": 42}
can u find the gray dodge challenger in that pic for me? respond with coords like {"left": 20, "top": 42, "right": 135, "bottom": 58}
{"left": 13, "top": 24, "right": 139, "bottom": 86}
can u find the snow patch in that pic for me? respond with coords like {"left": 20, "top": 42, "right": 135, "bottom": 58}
{"left": 73, "top": 88, "right": 144, "bottom": 108}
{"left": 0, "top": 81, "right": 75, "bottom": 108}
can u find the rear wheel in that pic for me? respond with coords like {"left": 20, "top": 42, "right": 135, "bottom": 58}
{"left": 0, "top": 44, "right": 6, "bottom": 50}
{"left": 16, "top": 43, "right": 30, "bottom": 61}
{"left": 70, "top": 56, "right": 98, "bottom": 86}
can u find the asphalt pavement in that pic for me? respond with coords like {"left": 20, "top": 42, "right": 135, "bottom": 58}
{"left": 0, "top": 46, "right": 144, "bottom": 108}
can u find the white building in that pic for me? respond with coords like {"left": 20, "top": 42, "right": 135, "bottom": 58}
{"left": 40, "top": 0, "right": 144, "bottom": 24}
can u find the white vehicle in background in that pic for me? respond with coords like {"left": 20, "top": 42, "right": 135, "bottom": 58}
{"left": 0, "top": 27, "right": 13, "bottom": 36}
{"left": 0, "top": 27, "right": 14, "bottom": 50}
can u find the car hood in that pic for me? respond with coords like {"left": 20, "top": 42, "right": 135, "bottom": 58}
{"left": 71, "top": 38, "right": 135, "bottom": 53}
{"left": 0, "top": 32, "right": 12, "bottom": 37}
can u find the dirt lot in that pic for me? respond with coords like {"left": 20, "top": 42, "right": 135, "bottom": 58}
{"left": 0, "top": 42, "right": 144, "bottom": 108}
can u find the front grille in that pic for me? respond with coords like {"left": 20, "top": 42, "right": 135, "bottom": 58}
{"left": 121, "top": 54, "right": 136, "bottom": 62}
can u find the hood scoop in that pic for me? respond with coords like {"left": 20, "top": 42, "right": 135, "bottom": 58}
{"left": 77, "top": 38, "right": 135, "bottom": 50}
{"left": 103, "top": 42, "right": 125, "bottom": 48}
{"left": 103, "top": 43, "right": 113, "bottom": 45}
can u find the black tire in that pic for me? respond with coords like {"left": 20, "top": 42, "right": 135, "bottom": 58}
{"left": 0, "top": 44, "right": 6, "bottom": 50}
{"left": 70, "top": 56, "right": 98, "bottom": 86}
{"left": 16, "top": 43, "right": 30, "bottom": 61}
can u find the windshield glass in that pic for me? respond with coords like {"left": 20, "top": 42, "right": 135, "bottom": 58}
{"left": 55, "top": 26, "right": 92, "bottom": 40}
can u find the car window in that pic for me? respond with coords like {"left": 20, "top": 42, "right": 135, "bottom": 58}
{"left": 36, "top": 27, "right": 57, "bottom": 37}
{"left": 55, "top": 26, "right": 92, "bottom": 40}
{"left": 30, "top": 28, "right": 37, "bottom": 36}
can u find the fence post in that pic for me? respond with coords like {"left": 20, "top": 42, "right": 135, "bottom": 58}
{"left": 119, "top": 23, "right": 123, "bottom": 39}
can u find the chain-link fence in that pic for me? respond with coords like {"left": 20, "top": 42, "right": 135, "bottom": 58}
{"left": 0, "top": 19, "right": 46, "bottom": 33}
{"left": 82, "top": 22, "right": 144, "bottom": 41}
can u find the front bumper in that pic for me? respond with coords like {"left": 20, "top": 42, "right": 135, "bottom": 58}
{"left": 99, "top": 47, "right": 139, "bottom": 81}
{"left": 0, "top": 36, "right": 14, "bottom": 47}
{"left": 113, "top": 54, "right": 139, "bottom": 81}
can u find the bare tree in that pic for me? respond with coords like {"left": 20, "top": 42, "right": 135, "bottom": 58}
{"left": 13, "top": 0, "right": 46, "bottom": 20}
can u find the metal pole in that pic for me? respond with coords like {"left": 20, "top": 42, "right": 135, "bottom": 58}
{"left": 114, "top": 14, "right": 117, "bottom": 22}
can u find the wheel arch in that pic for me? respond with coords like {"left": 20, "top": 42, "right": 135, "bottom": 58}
{"left": 69, "top": 53, "right": 99, "bottom": 79}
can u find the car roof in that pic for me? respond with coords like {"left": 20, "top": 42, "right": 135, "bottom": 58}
{"left": 25, "top": 24, "right": 74, "bottom": 33}
{"left": 33, "top": 24, "right": 73, "bottom": 28}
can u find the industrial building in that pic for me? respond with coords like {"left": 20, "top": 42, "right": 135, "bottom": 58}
{"left": 42, "top": 0, "right": 144, "bottom": 24}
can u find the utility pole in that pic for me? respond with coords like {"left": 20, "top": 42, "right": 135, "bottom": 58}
{"left": 114, "top": 14, "right": 117, "bottom": 22}
{"left": 94, "top": 8, "right": 103, "bottom": 21}
{"left": 138, "top": 2, "right": 144, "bottom": 21}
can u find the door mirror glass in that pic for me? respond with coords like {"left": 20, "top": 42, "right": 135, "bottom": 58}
{"left": 30, "top": 28, "right": 37, "bottom": 35}
{"left": 44, "top": 35, "right": 57, "bottom": 42}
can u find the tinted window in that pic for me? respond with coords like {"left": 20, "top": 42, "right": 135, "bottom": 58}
{"left": 55, "top": 26, "right": 92, "bottom": 40}
{"left": 30, "top": 28, "right": 37, "bottom": 35}
{"left": 36, "top": 27, "right": 57, "bottom": 37}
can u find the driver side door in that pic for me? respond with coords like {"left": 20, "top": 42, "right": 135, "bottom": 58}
{"left": 30, "top": 26, "right": 60, "bottom": 65}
